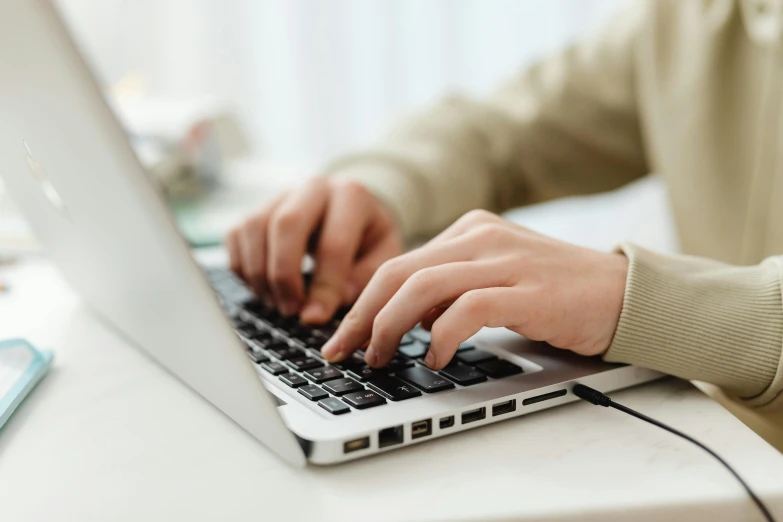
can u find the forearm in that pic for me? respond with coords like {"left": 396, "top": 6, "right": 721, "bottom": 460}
{"left": 605, "top": 243, "right": 783, "bottom": 407}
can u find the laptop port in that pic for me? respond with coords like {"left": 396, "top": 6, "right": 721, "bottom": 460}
{"left": 461, "top": 407, "right": 486, "bottom": 424}
{"left": 522, "top": 389, "right": 567, "bottom": 406}
{"left": 439, "top": 416, "right": 455, "bottom": 429}
{"left": 343, "top": 436, "right": 370, "bottom": 454}
{"left": 411, "top": 419, "right": 432, "bottom": 439}
{"left": 378, "top": 426, "right": 404, "bottom": 448}
{"left": 492, "top": 399, "right": 517, "bottom": 417}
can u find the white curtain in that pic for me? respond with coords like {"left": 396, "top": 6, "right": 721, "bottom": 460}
{"left": 56, "top": 0, "right": 623, "bottom": 165}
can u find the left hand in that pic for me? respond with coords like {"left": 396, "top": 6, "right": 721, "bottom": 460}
{"left": 321, "top": 210, "right": 629, "bottom": 370}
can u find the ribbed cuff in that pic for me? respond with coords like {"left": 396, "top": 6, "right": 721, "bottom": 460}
{"left": 322, "top": 158, "right": 425, "bottom": 242}
{"left": 604, "top": 243, "right": 783, "bottom": 401}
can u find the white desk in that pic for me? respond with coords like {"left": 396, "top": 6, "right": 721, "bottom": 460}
{"left": 1, "top": 177, "right": 783, "bottom": 521}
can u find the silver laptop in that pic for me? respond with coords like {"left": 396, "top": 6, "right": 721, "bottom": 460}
{"left": 0, "top": 0, "right": 662, "bottom": 466}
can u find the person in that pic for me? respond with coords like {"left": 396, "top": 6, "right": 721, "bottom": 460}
{"left": 227, "top": 0, "right": 783, "bottom": 448}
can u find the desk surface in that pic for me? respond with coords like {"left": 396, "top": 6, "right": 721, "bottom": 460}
{"left": 0, "top": 260, "right": 782, "bottom": 522}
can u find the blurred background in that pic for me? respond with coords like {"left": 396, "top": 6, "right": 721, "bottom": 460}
{"left": 1, "top": 0, "right": 639, "bottom": 259}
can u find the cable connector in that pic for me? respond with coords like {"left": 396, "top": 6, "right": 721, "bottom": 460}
{"left": 572, "top": 383, "right": 612, "bottom": 406}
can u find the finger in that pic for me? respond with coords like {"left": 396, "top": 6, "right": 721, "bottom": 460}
{"left": 266, "top": 180, "right": 330, "bottom": 316}
{"left": 300, "top": 186, "right": 370, "bottom": 324}
{"left": 321, "top": 235, "right": 477, "bottom": 362}
{"left": 344, "top": 235, "right": 403, "bottom": 304}
{"left": 240, "top": 212, "right": 272, "bottom": 295}
{"left": 427, "top": 287, "right": 520, "bottom": 370}
{"left": 366, "top": 260, "right": 510, "bottom": 367}
{"left": 226, "top": 228, "right": 242, "bottom": 277}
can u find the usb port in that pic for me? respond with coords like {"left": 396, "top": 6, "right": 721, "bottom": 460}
{"left": 439, "top": 416, "right": 455, "bottom": 429}
{"left": 378, "top": 426, "right": 403, "bottom": 449}
{"left": 343, "top": 436, "right": 370, "bottom": 454}
{"left": 461, "top": 407, "right": 486, "bottom": 424}
{"left": 492, "top": 399, "right": 517, "bottom": 417}
{"left": 411, "top": 419, "right": 432, "bottom": 439}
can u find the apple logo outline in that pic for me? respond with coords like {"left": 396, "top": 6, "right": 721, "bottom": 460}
{"left": 23, "top": 139, "right": 73, "bottom": 223}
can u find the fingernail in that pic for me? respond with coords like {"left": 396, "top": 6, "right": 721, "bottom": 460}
{"left": 365, "top": 347, "right": 378, "bottom": 367}
{"left": 300, "top": 301, "right": 327, "bottom": 323}
{"left": 424, "top": 351, "right": 436, "bottom": 368}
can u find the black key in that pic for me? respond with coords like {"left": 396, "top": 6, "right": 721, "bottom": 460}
{"left": 268, "top": 344, "right": 305, "bottom": 360}
{"left": 246, "top": 336, "right": 275, "bottom": 351}
{"left": 280, "top": 373, "right": 308, "bottom": 388}
{"left": 477, "top": 359, "right": 523, "bottom": 378}
{"left": 260, "top": 361, "right": 287, "bottom": 375}
{"left": 399, "top": 341, "right": 428, "bottom": 359}
{"left": 396, "top": 366, "right": 455, "bottom": 393}
{"left": 236, "top": 322, "right": 259, "bottom": 337}
{"left": 247, "top": 350, "right": 269, "bottom": 364}
{"left": 385, "top": 355, "right": 415, "bottom": 372}
{"left": 288, "top": 325, "right": 313, "bottom": 340}
{"left": 298, "top": 385, "right": 328, "bottom": 401}
{"left": 318, "top": 397, "right": 351, "bottom": 415}
{"left": 332, "top": 355, "right": 365, "bottom": 371}
{"left": 457, "top": 342, "right": 475, "bottom": 352}
{"left": 299, "top": 336, "right": 327, "bottom": 349}
{"left": 303, "top": 366, "right": 343, "bottom": 384}
{"left": 368, "top": 376, "right": 422, "bottom": 401}
{"left": 242, "top": 299, "right": 273, "bottom": 317}
{"left": 322, "top": 378, "right": 364, "bottom": 396}
{"left": 251, "top": 329, "right": 274, "bottom": 341}
{"left": 276, "top": 316, "right": 301, "bottom": 330}
{"left": 440, "top": 362, "right": 487, "bottom": 386}
{"left": 409, "top": 328, "right": 431, "bottom": 344}
{"left": 342, "top": 390, "right": 387, "bottom": 409}
{"left": 347, "top": 365, "right": 389, "bottom": 382}
{"left": 286, "top": 357, "right": 325, "bottom": 372}
{"left": 456, "top": 349, "right": 498, "bottom": 365}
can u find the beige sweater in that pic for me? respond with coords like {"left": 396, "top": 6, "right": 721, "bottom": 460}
{"left": 326, "top": 0, "right": 783, "bottom": 444}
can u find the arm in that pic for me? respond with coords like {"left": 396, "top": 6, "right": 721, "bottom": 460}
{"left": 326, "top": 3, "right": 650, "bottom": 241}
{"left": 607, "top": 244, "right": 783, "bottom": 409}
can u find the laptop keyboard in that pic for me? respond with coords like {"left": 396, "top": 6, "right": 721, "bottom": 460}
{"left": 204, "top": 267, "right": 523, "bottom": 415}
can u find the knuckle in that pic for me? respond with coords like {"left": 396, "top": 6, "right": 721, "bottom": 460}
{"left": 462, "top": 209, "right": 495, "bottom": 224}
{"left": 270, "top": 208, "right": 299, "bottom": 233}
{"left": 376, "top": 257, "right": 406, "bottom": 284}
{"left": 336, "top": 178, "right": 369, "bottom": 197}
{"left": 318, "top": 238, "right": 350, "bottom": 260}
{"left": 409, "top": 268, "right": 437, "bottom": 294}
{"left": 458, "top": 291, "right": 487, "bottom": 315}
{"left": 470, "top": 223, "right": 508, "bottom": 242}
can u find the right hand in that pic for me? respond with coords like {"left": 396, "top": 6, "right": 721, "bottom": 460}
{"left": 226, "top": 177, "right": 404, "bottom": 324}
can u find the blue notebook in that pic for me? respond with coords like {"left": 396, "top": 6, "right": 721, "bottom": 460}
{"left": 0, "top": 338, "right": 53, "bottom": 430}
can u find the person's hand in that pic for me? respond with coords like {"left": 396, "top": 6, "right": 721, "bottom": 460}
{"left": 226, "top": 178, "right": 404, "bottom": 323}
{"left": 321, "top": 209, "right": 628, "bottom": 369}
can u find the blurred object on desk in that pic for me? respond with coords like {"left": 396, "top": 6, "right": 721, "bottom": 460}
{"left": 172, "top": 158, "right": 314, "bottom": 248}
{"left": 111, "top": 77, "right": 252, "bottom": 201}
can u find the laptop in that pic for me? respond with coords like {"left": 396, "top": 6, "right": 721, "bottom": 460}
{"left": 0, "top": 0, "right": 662, "bottom": 465}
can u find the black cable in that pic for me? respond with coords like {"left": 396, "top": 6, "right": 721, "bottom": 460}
{"left": 572, "top": 384, "right": 776, "bottom": 522}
